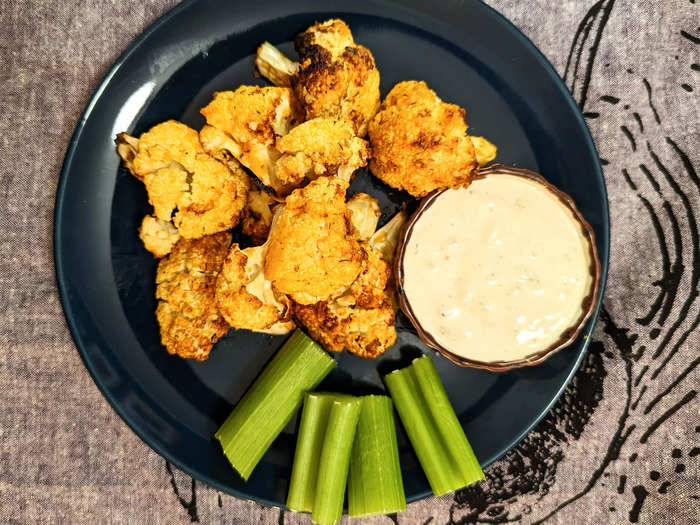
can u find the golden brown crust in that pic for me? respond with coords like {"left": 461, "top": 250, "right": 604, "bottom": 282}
{"left": 293, "top": 19, "right": 380, "bottom": 136}
{"left": 172, "top": 153, "right": 250, "bottom": 239}
{"left": 118, "top": 120, "right": 203, "bottom": 178}
{"left": 274, "top": 118, "right": 369, "bottom": 187}
{"left": 155, "top": 233, "right": 231, "bottom": 361}
{"left": 116, "top": 121, "right": 249, "bottom": 256}
{"left": 201, "top": 86, "right": 297, "bottom": 148}
{"left": 349, "top": 245, "right": 391, "bottom": 309}
{"left": 293, "top": 297, "right": 396, "bottom": 358}
{"left": 141, "top": 165, "right": 188, "bottom": 222}
{"left": 264, "top": 177, "right": 364, "bottom": 304}
{"left": 199, "top": 86, "right": 301, "bottom": 194}
{"left": 368, "top": 81, "right": 478, "bottom": 197}
{"left": 292, "top": 244, "right": 396, "bottom": 358}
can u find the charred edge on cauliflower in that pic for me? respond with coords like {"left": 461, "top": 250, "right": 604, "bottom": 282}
{"left": 291, "top": 209, "right": 408, "bottom": 359}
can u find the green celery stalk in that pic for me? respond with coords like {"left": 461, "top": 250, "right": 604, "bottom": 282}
{"left": 287, "top": 393, "right": 356, "bottom": 512}
{"left": 311, "top": 395, "right": 361, "bottom": 525}
{"left": 348, "top": 395, "right": 406, "bottom": 517}
{"left": 384, "top": 355, "right": 484, "bottom": 496}
{"left": 215, "top": 330, "right": 336, "bottom": 481}
{"left": 410, "top": 355, "right": 484, "bottom": 487}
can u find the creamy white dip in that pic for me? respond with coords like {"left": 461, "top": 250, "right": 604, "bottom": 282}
{"left": 402, "top": 174, "right": 593, "bottom": 363}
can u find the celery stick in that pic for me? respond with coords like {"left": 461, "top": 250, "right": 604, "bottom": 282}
{"left": 348, "top": 396, "right": 406, "bottom": 517}
{"left": 311, "top": 395, "right": 361, "bottom": 525}
{"left": 384, "top": 365, "right": 455, "bottom": 494}
{"left": 411, "top": 355, "right": 483, "bottom": 487}
{"left": 287, "top": 393, "right": 356, "bottom": 512}
{"left": 215, "top": 330, "right": 336, "bottom": 481}
{"left": 384, "top": 355, "right": 484, "bottom": 496}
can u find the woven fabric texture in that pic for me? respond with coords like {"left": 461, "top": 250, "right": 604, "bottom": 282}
{"left": 1, "top": 0, "right": 698, "bottom": 523}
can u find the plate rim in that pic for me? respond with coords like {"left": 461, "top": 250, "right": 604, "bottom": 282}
{"left": 54, "top": 0, "right": 610, "bottom": 508}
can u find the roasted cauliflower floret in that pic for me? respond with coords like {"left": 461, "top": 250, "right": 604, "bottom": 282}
{"left": 369, "top": 81, "right": 483, "bottom": 197}
{"left": 264, "top": 177, "right": 364, "bottom": 304}
{"left": 274, "top": 118, "right": 369, "bottom": 187}
{"left": 241, "top": 186, "right": 278, "bottom": 245}
{"left": 215, "top": 243, "right": 295, "bottom": 334}
{"left": 293, "top": 292, "right": 396, "bottom": 359}
{"left": 348, "top": 245, "right": 391, "bottom": 309}
{"left": 346, "top": 192, "right": 381, "bottom": 241}
{"left": 294, "top": 20, "right": 380, "bottom": 135}
{"left": 116, "top": 120, "right": 249, "bottom": 256}
{"left": 200, "top": 86, "right": 300, "bottom": 195}
{"left": 176, "top": 153, "right": 250, "bottom": 239}
{"left": 155, "top": 233, "right": 231, "bottom": 361}
{"left": 139, "top": 215, "right": 181, "bottom": 258}
{"left": 117, "top": 120, "right": 202, "bottom": 176}
{"left": 292, "top": 211, "right": 408, "bottom": 359}
{"left": 255, "top": 19, "right": 380, "bottom": 136}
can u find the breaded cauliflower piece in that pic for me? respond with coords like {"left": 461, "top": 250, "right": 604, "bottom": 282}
{"left": 346, "top": 192, "right": 380, "bottom": 241}
{"left": 215, "top": 242, "right": 295, "bottom": 334}
{"left": 292, "top": 211, "right": 408, "bottom": 359}
{"left": 274, "top": 118, "right": 369, "bottom": 187}
{"left": 368, "top": 81, "right": 480, "bottom": 197}
{"left": 200, "top": 86, "right": 299, "bottom": 195}
{"left": 155, "top": 233, "right": 231, "bottom": 361}
{"left": 116, "top": 121, "right": 249, "bottom": 256}
{"left": 139, "top": 215, "right": 181, "bottom": 258}
{"left": 264, "top": 177, "right": 364, "bottom": 304}
{"left": 256, "top": 19, "right": 380, "bottom": 136}
{"left": 241, "top": 186, "right": 278, "bottom": 245}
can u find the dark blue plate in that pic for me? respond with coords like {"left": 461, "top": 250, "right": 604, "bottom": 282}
{"left": 54, "top": 0, "right": 609, "bottom": 507}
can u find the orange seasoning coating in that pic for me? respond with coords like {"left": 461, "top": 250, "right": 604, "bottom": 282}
{"left": 368, "top": 81, "right": 478, "bottom": 197}
{"left": 264, "top": 177, "right": 365, "bottom": 304}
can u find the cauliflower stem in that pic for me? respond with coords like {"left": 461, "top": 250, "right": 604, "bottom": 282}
{"left": 255, "top": 42, "right": 299, "bottom": 87}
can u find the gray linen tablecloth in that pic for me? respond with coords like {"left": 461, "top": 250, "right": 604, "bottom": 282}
{"left": 1, "top": 0, "right": 698, "bottom": 523}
